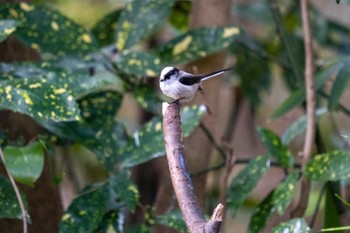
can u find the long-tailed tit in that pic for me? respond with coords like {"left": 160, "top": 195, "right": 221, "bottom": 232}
{"left": 159, "top": 66, "right": 234, "bottom": 102}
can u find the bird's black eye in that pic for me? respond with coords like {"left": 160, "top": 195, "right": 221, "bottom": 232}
{"left": 163, "top": 68, "right": 178, "bottom": 80}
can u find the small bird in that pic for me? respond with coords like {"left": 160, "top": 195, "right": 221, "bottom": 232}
{"left": 159, "top": 66, "right": 234, "bottom": 102}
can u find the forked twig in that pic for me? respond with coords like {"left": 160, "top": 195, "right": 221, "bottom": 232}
{"left": 162, "top": 102, "right": 223, "bottom": 233}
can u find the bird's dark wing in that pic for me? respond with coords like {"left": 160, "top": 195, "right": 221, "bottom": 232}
{"left": 179, "top": 75, "right": 203, "bottom": 86}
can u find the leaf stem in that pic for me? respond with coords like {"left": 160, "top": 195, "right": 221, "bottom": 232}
{"left": 0, "top": 147, "right": 28, "bottom": 233}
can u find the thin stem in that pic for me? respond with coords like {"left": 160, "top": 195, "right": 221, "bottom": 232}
{"left": 310, "top": 184, "right": 327, "bottom": 228}
{"left": 0, "top": 147, "right": 27, "bottom": 233}
{"left": 301, "top": 0, "right": 315, "bottom": 164}
{"left": 292, "top": 0, "right": 315, "bottom": 218}
{"left": 199, "top": 123, "right": 226, "bottom": 162}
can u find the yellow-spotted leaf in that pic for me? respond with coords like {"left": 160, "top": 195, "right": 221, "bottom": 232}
{"left": 272, "top": 171, "right": 298, "bottom": 215}
{"left": 91, "top": 9, "right": 122, "bottom": 47}
{"left": 0, "top": 77, "right": 80, "bottom": 122}
{"left": 116, "top": 51, "right": 163, "bottom": 77}
{"left": 304, "top": 150, "right": 350, "bottom": 181}
{"left": 59, "top": 185, "right": 108, "bottom": 233}
{"left": 0, "top": 19, "right": 18, "bottom": 42}
{"left": 0, "top": 174, "right": 28, "bottom": 219}
{"left": 42, "top": 92, "right": 123, "bottom": 147}
{"left": 0, "top": 3, "right": 98, "bottom": 56}
{"left": 133, "top": 85, "right": 162, "bottom": 114}
{"left": 3, "top": 142, "right": 44, "bottom": 187}
{"left": 258, "top": 127, "right": 294, "bottom": 168}
{"left": 155, "top": 26, "right": 239, "bottom": 64}
{"left": 227, "top": 155, "right": 271, "bottom": 216}
{"left": 272, "top": 218, "right": 311, "bottom": 233}
{"left": 120, "top": 116, "right": 165, "bottom": 168}
{"left": 120, "top": 105, "right": 206, "bottom": 167}
{"left": 94, "top": 209, "right": 122, "bottom": 233}
{"left": 115, "top": 0, "right": 176, "bottom": 50}
{"left": 1, "top": 62, "right": 124, "bottom": 123}
{"left": 79, "top": 118, "right": 128, "bottom": 172}
{"left": 248, "top": 191, "right": 275, "bottom": 233}
{"left": 110, "top": 173, "right": 140, "bottom": 212}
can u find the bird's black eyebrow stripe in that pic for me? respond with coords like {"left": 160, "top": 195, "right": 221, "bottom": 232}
{"left": 179, "top": 75, "right": 202, "bottom": 85}
{"left": 163, "top": 68, "right": 179, "bottom": 81}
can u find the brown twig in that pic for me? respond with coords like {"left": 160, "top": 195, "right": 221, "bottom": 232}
{"left": 162, "top": 102, "right": 223, "bottom": 233}
{"left": 0, "top": 147, "right": 28, "bottom": 233}
{"left": 292, "top": 0, "right": 315, "bottom": 218}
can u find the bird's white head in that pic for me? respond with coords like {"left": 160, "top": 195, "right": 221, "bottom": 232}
{"left": 160, "top": 66, "right": 179, "bottom": 82}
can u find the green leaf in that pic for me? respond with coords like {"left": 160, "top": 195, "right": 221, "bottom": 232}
{"left": 155, "top": 26, "right": 239, "bottom": 64}
{"left": 116, "top": 51, "right": 163, "bottom": 77}
{"left": 156, "top": 210, "right": 186, "bottom": 233}
{"left": 270, "top": 3, "right": 303, "bottom": 89}
{"left": 133, "top": 85, "right": 161, "bottom": 114}
{"left": 115, "top": 0, "right": 176, "bottom": 50}
{"left": 324, "top": 185, "right": 342, "bottom": 230}
{"left": 85, "top": 119, "right": 128, "bottom": 171}
{"left": 336, "top": 0, "right": 340, "bottom": 3}
{"left": 257, "top": 127, "right": 294, "bottom": 168}
{"left": 227, "top": 155, "right": 270, "bottom": 216}
{"left": 3, "top": 142, "right": 44, "bottom": 187}
{"left": 59, "top": 185, "right": 108, "bottom": 233}
{"left": 0, "top": 174, "right": 28, "bottom": 219}
{"left": 125, "top": 225, "right": 152, "bottom": 233}
{"left": 304, "top": 150, "right": 350, "bottom": 181}
{"left": 110, "top": 173, "right": 140, "bottom": 212}
{"left": 78, "top": 91, "right": 123, "bottom": 127}
{"left": 94, "top": 209, "right": 123, "bottom": 233}
{"left": 272, "top": 62, "right": 343, "bottom": 118}
{"left": 0, "top": 3, "right": 98, "bottom": 56}
{"left": 272, "top": 171, "right": 298, "bottom": 215}
{"left": 282, "top": 108, "right": 327, "bottom": 144}
{"left": 66, "top": 71, "right": 124, "bottom": 100}
{"left": 248, "top": 191, "right": 275, "bottom": 233}
{"left": 272, "top": 218, "right": 310, "bottom": 233}
{"left": 120, "top": 105, "right": 206, "bottom": 167}
{"left": 120, "top": 116, "right": 164, "bottom": 168}
{"left": 0, "top": 76, "right": 80, "bottom": 122}
{"left": 91, "top": 9, "right": 122, "bottom": 47}
{"left": 0, "top": 62, "right": 124, "bottom": 124}
{"left": 328, "top": 63, "right": 350, "bottom": 111}
{"left": 0, "top": 19, "right": 18, "bottom": 42}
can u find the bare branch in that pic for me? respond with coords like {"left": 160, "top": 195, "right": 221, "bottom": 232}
{"left": 292, "top": 0, "right": 315, "bottom": 218}
{"left": 162, "top": 102, "right": 223, "bottom": 233}
{"left": 0, "top": 147, "right": 28, "bottom": 233}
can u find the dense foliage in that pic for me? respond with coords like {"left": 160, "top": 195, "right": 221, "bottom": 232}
{"left": 1, "top": 0, "right": 350, "bottom": 232}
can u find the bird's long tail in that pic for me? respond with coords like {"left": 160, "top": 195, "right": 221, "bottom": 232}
{"left": 201, "top": 67, "right": 234, "bottom": 81}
